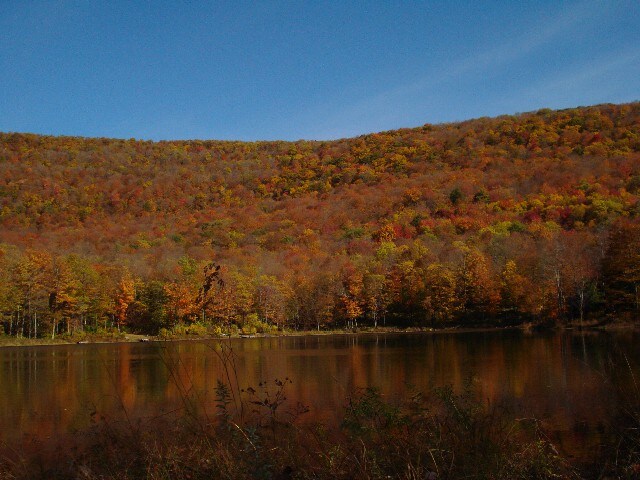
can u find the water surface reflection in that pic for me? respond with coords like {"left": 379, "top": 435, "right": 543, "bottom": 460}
{"left": 0, "top": 330, "right": 636, "bottom": 461}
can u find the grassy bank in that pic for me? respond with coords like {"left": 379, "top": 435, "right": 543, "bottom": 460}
{"left": 0, "top": 331, "right": 131, "bottom": 348}
{"left": 0, "top": 326, "right": 460, "bottom": 348}
{"left": 2, "top": 320, "right": 638, "bottom": 349}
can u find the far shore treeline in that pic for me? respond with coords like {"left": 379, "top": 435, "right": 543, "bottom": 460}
{"left": 0, "top": 103, "right": 639, "bottom": 338}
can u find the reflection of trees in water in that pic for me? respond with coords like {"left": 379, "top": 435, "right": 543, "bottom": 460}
{"left": 0, "top": 331, "right": 638, "bottom": 462}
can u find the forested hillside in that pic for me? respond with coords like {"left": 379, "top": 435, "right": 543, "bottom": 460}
{"left": 1, "top": 103, "right": 639, "bottom": 338}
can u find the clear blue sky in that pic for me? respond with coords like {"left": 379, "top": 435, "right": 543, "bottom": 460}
{"left": 1, "top": 1, "right": 638, "bottom": 141}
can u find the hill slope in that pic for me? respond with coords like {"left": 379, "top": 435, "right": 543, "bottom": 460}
{"left": 1, "top": 103, "right": 639, "bottom": 336}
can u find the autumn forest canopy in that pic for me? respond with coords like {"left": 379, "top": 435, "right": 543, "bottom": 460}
{"left": 1, "top": 102, "right": 639, "bottom": 338}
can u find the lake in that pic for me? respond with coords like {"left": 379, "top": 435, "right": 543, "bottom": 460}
{"left": 1, "top": 329, "right": 638, "bottom": 464}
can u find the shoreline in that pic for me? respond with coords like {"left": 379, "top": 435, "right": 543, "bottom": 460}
{"left": 1, "top": 321, "right": 637, "bottom": 349}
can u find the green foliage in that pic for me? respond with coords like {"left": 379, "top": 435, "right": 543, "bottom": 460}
{"left": 473, "top": 189, "right": 490, "bottom": 203}
{"left": 627, "top": 175, "right": 640, "bottom": 193}
{"left": 341, "top": 224, "right": 366, "bottom": 239}
{"left": 169, "top": 233, "right": 184, "bottom": 243}
{"left": 342, "top": 387, "right": 406, "bottom": 436}
{"left": 602, "top": 220, "right": 640, "bottom": 316}
{"left": 449, "top": 187, "right": 463, "bottom": 205}
{"left": 178, "top": 255, "right": 197, "bottom": 277}
{"left": 241, "top": 313, "right": 277, "bottom": 335}
{"left": 171, "top": 322, "right": 208, "bottom": 336}
{"left": 135, "top": 280, "right": 167, "bottom": 333}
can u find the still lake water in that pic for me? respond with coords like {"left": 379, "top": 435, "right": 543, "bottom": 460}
{"left": 1, "top": 329, "right": 638, "bottom": 461}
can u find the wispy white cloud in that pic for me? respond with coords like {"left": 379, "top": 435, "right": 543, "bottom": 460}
{"left": 524, "top": 47, "right": 640, "bottom": 95}
{"left": 310, "top": 0, "right": 617, "bottom": 138}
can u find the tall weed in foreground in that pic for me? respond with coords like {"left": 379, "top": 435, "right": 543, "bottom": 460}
{"left": 0, "top": 341, "right": 580, "bottom": 479}
{"left": 335, "top": 383, "right": 576, "bottom": 480}
{"left": 585, "top": 348, "right": 640, "bottom": 479}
